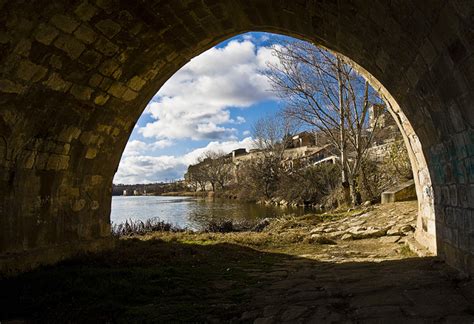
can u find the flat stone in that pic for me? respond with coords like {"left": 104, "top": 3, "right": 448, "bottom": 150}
{"left": 379, "top": 236, "right": 401, "bottom": 243}
{"left": 74, "top": 24, "right": 98, "bottom": 44}
{"left": 50, "top": 14, "right": 80, "bottom": 33}
{"left": 54, "top": 34, "right": 86, "bottom": 59}
{"left": 70, "top": 84, "right": 93, "bottom": 101}
{"left": 16, "top": 60, "right": 48, "bottom": 82}
{"left": 341, "top": 233, "right": 353, "bottom": 240}
{"left": 0, "top": 79, "right": 25, "bottom": 93}
{"left": 74, "top": 1, "right": 98, "bottom": 21}
{"left": 34, "top": 23, "right": 59, "bottom": 45}
{"left": 95, "top": 19, "right": 121, "bottom": 38}
{"left": 43, "top": 73, "right": 71, "bottom": 92}
{"left": 95, "top": 36, "right": 119, "bottom": 56}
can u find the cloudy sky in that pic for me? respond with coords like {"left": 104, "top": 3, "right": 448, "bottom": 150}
{"left": 113, "top": 32, "right": 290, "bottom": 184}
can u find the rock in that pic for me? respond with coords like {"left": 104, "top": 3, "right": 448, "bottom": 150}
{"left": 309, "top": 226, "right": 325, "bottom": 234}
{"left": 379, "top": 236, "right": 401, "bottom": 243}
{"left": 363, "top": 200, "right": 372, "bottom": 207}
{"left": 326, "top": 230, "right": 346, "bottom": 239}
{"left": 386, "top": 227, "right": 401, "bottom": 236}
{"left": 279, "top": 199, "right": 288, "bottom": 206}
{"left": 400, "top": 224, "right": 415, "bottom": 234}
{"left": 350, "top": 227, "right": 387, "bottom": 239}
{"left": 310, "top": 234, "right": 337, "bottom": 245}
{"left": 253, "top": 218, "right": 271, "bottom": 232}
{"left": 341, "top": 233, "right": 353, "bottom": 240}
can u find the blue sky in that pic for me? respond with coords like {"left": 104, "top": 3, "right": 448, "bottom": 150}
{"left": 114, "top": 32, "right": 291, "bottom": 184}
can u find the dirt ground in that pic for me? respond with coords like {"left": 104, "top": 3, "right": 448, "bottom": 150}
{"left": 1, "top": 201, "right": 473, "bottom": 323}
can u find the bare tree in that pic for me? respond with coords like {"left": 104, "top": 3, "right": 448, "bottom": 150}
{"left": 200, "top": 150, "right": 233, "bottom": 191}
{"left": 266, "top": 40, "right": 383, "bottom": 205}
{"left": 248, "top": 114, "right": 297, "bottom": 198}
{"left": 185, "top": 162, "right": 209, "bottom": 191}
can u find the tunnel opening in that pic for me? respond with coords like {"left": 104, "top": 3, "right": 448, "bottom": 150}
{"left": 0, "top": 1, "right": 472, "bottom": 277}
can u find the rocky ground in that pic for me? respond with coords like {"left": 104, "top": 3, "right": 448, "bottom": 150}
{"left": 1, "top": 201, "right": 473, "bottom": 323}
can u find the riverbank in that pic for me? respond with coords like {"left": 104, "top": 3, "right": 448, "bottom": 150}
{"left": 2, "top": 201, "right": 473, "bottom": 322}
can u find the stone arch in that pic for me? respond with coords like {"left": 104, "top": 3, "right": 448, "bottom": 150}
{"left": 0, "top": 1, "right": 473, "bottom": 274}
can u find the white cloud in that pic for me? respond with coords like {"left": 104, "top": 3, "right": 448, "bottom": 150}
{"left": 139, "top": 39, "right": 277, "bottom": 141}
{"left": 122, "top": 139, "right": 173, "bottom": 157}
{"left": 114, "top": 137, "right": 255, "bottom": 184}
{"left": 243, "top": 130, "right": 251, "bottom": 136}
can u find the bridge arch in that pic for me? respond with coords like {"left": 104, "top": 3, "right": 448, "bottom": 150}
{"left": 0, "top": 1, "right": 472, "bottom": 274}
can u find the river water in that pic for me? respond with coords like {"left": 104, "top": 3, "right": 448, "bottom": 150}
{"left": 111, "top": 196, "right": 311, "bottom": 231}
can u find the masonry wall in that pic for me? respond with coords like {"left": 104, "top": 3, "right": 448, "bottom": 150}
{"left": 0, "top": 0, "right": 473, "bottom": 274}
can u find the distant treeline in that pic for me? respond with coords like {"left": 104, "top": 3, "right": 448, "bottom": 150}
{"left": 112, "top": 181, "right": 187, "bottom": 196}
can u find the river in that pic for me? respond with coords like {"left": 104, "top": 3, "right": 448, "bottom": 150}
{"left": 111, "top": 196, "right": 311, "bottom": 231}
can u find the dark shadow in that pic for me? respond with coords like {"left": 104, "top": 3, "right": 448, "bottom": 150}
{"left": 1, "top": 238, "right": 473, "bottom": 323}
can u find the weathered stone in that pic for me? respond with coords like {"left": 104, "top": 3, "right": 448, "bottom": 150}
{"left": 69, "top": 84, "right": 93, "bottom": 101}
{"left": 98, "top": 59, "right": 119, "bottom": 76}
{"left": 16, "top": 60, "right": 48, "bottom": 82}
{"left": 0, "top": 79, "right": 25, "bottom": 94}
{"left": 93, "top": 92, "right": 110, "bottom": 105}
{"left": 50, "top": 14, "right": 80, "bottom": 34}
{"left": 74, "top": 24, "right": 98, "bottom": 44}
{"left": 54, "top": 34, "right": 86, "bottom": 59}
{"left": 85, "top": 148, "right": 98, "bottom": 159}
{"left": 94, "top": 36, "right": 119, "bottom": 56}
{"left": 122, "top": 88, "right": 137, "bottom": 101}
{"left": 107, "top": 81, "right": 127, "bottom": 98}
{"left": 379, "top": 236, "right": 401, "bottom": 244}
{"left": 79, "top": 50, "right": 102, "bottom": 69}
{"left": 341, "top": 233, "right": 353, "bottom": 241}
{"left": 74, "top": 1, "right": 99, "bottom": 21}
{"left": 311, "top": 234, "right": 337, "bottom": 245}
{"left": 43, "top": 72, "right": 72, "bottom": 92}
{"left": 34, "top": 23, "right": 59, "bottom": 45}
{"left": 95, "top": 19, "right": 121, "bottom": 38}
{"left": 127, "top": 75, "right": 146, "bottom": 91}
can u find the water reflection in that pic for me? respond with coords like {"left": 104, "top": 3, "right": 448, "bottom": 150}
{"left": 111, "top": 196, "right": 313, "bottom": 231}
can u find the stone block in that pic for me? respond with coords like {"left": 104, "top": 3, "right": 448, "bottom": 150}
{"left": 93, "top": 92, "right": 110, "bottom": 105}
{"left": 70, "top": 84, "right": 93, "bottom": 101}
{"left": 99, "top": 77, "right": 113, "bottom": 91}
{"left": 13, "top": 39, "right": 31, "bottom": 57}
{"left": 85, "top": 148, "right": 97, "bottom": 159}
{"left": 98, "top": 59, "right": 120, "bottom": 76}
{"left": 74, "top": 1, "right": 99, "bottom": 21}
{"left": 34, "top": 23, "right": 59, "bottom": 45}
{"left": 16, "top": 60, "right": 48, "bottom": 82}
{"left": 127, "top": 75, "right": 146, "bottom": 91}
{"left": 95, "top": 19, "right": 121, "bottom": 38}
{"left": 89, "top": 73, "right": 103, "bottom": 87}
{"left": 50, "top": 14, "right": 80, "bottom": 34}
{"left": 0, "top": 79, "right": 25, "bottom": 94}
{"left": 122, "top": 88, "right": 137, "bottom": 101}
{"left": 54, "top": 34, "right": 86, "bottom": 59}
{"left": 79, "top": 50, "right": 102, "bottom": 69}
{"left": 43, "top": 73, "right": 71, "bottom": 92}
{"left": 94, "top": 36, "right": 119, "bottom": 56}
{"left": 58, "top": 126, "right": 81, "bottom": 143}
{"left": 381, "top": 180, "right": 417, "bottom": 204}
{"left": 107, "top": 81, "right": 127, "bottom": 98}
{"left": 74, "top": 24, "right": 98, "bottom": 44}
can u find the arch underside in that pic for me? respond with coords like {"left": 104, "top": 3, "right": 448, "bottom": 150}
{"left": 0, "top": 0, "right": 473, "bottom": 274}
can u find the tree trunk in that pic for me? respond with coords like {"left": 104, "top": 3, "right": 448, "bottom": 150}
{"left": 336, "top": 57, "right": 351, "bottom": 206}
{"left": 350, "top": 178, "right": 362, "bottom": 205}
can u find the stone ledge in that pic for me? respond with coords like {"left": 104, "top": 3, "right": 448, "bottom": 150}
{"left": 405, "top": 237, "right": 434, "bottom": 257}
{"left": 0, "top": 237, "right": 114, "bottom": 277}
